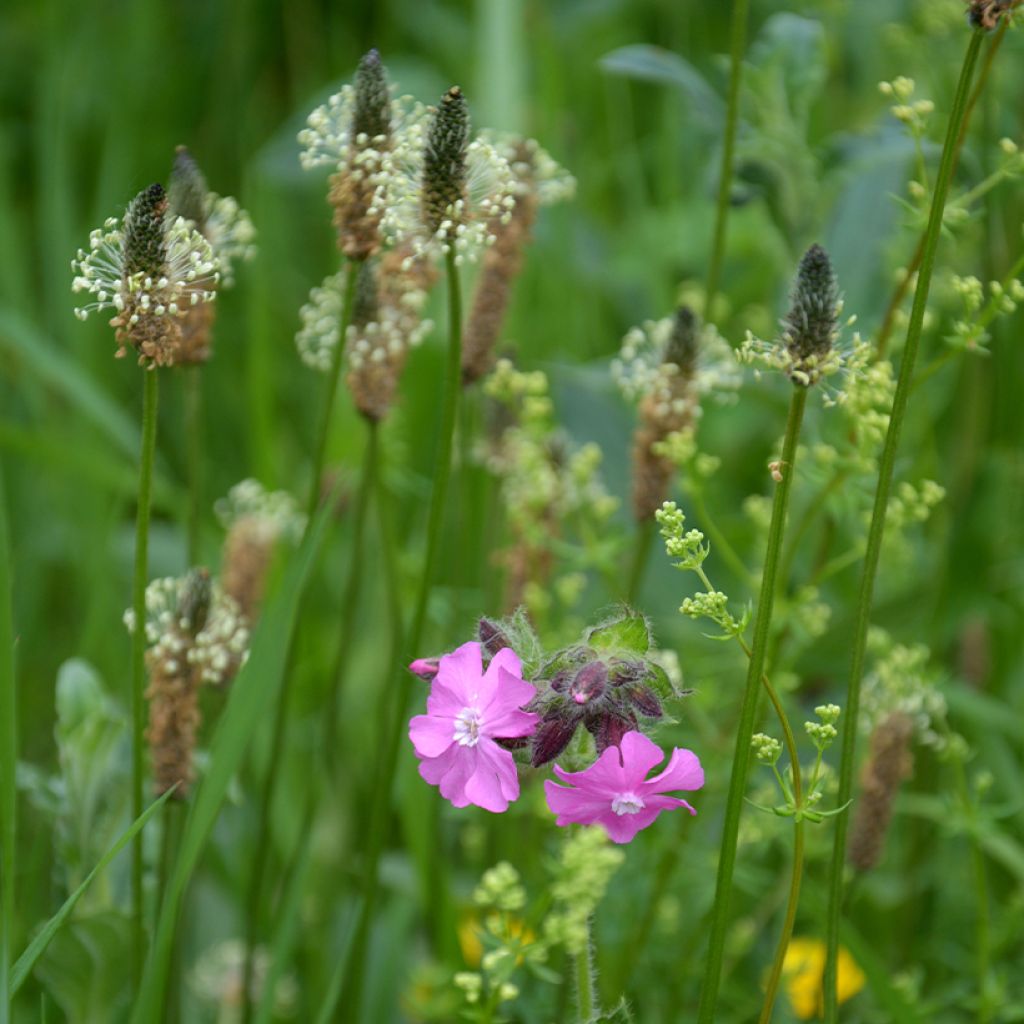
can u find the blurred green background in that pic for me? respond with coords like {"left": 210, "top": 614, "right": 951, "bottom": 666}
{"left": 2, "top": 0, "right": 1023, "bottom": 1020}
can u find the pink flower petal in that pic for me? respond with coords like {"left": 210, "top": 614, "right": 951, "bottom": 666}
{"left": 464, "top": 757, "right": 512, "bottom": 812}
{"left": 596, "top": 803, "right": 664, "bottom": 844}
{"left": 481, "top": 664, "right": 534, "bottom": 719}
{"left": 479, "top": 739, "right": 521, "bottom": 802}
{"left": 409, "top": 714, "right": 455, "bottom": 758}
{"left": 437, "top": 743, "right": 477, "bottom": 808}
{"left": 551, "top": 744, "right": 627, "bottom": 797}
{"left": 644, "top": 794, "right": 697, "bottom": 816}
{"left": 486, "top": 707, "right": 540, "bottom": 741}
{"left": 544, "top": 780, "right": 610, "bottom": 825}
{"left": 417, "top": 743, "right": 457, "bottom": 785}
{"left": 617, "top": 731, "right": 666, "bottom": 786}
{"left": 436, "top": 641, "right": 484, "bottom": 703}
{"left": 641, "top": 747, "right": 704, "bottom": 796}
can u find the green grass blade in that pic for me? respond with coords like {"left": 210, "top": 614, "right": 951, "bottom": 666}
{"left": 9, "top": 790, "right": 174, "bottom": 995}
{"left": 131, "top": 496, "right": 333, "bottom": 1022}
{"left": 313, "top": 898, "right": 362, "bottom": 1024}
{"left": 0, "top": 468, "right": 14, "bottom": 1024}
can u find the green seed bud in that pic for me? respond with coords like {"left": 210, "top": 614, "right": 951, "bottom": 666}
{"left": 123, "top": 183, "right": 168, "bottom": 278}
{"left": 353, "top": 49, "right": 390, "bottom": 142}
{"left": 351, "top": 259, "right": 379, "bottom": 329}
{"left": 179, "top": 567, "right": 212, "bottom": 637}
{"left": 663, "top": 305, "right": 699, "bottom": 375}
{"left": 784, "top": 243, "right": 839, "bottom": 379}
{"left": 168, "top": 146, "right": 209, "bottom": 230}
{"left": 422, "top": 86, "right": 469, "bottom": 234}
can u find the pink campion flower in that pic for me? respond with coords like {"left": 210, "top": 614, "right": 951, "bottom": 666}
{"left": 544, "top": 730, "right": 704, "bottom": 844}
{"left": 409, "top": 641, "right": 539, "bottom": 813}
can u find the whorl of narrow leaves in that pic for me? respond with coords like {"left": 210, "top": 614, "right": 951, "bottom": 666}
{"left": 352, "top": 259, "right": 379, "bottom": 329}
{"left": 123, "top": 183, "right": 168, "bottom": 278}
{"left": 179, "top": 568, "right": 211, "bottom": 637}
{"left": 168, "top": 146, "right": 209, "bottom": 230}
{"left": 422, "top": 86, "right": 470, "bottom": 233}
{"left": 784, "top": 243, "right": 839, "bottom": 372}
{"left": 353, "top": 49, "right": 391, "bottom": 142}
{"left": 663, "top": 305, "right": 700, "bottom": 376}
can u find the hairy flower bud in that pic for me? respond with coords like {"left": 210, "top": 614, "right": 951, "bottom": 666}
{"left": 478, "top": 617, "right": 511, "bottom": 658}
{"left": 966, "top": 0, "right": 1013, "bottom": 29}
{"left": 783, "top": 244, "right": 840, "bottom": 385}
{"left": 531, "top": 711, "right": 582, "bottom": 766}
{"left": 422, "top": 87, "right": 470, "bottom": 234}
{"left": 569, "top": 662, "right": 608, "bottom": 706}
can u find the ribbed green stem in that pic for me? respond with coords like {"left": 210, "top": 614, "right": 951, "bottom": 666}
{"left": 822, "top": 30, "right": 985, "bottom": 1021}
{"left": 131, "top": 368, "right": 159, "bottom": 983}
{"left": 697, "top": 385, "right": 807, "bottom": 1023}
{"left": 322, "top": 421, "right": 378, "bottom": 760}
{"left": 704, "top": 0, "right": 748, "bottom": 321}
{"left": 184, "top": 366, "right": 202, "bottom": 565}
{"left": 341, "top": 247, "right": 463, "bottom": 1023}
{"left": 306, "top": 261, "right": 360, "bottom": 522}
{"left": 241, "top": 259, "right": 359, "bottom": 1024}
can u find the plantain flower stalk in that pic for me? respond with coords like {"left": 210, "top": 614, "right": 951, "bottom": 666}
{"left": 72, "top": 183, "right": 220, "bottom": 368}
{"left": 462, "top": 137, "right": 575, "bottom": 384}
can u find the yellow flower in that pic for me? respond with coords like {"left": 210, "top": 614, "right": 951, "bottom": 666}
{"left": 782, "top": 938, "right": 866, "bottom": 1019}
{"left": 457, "top": 914, "right": 536, "bottom": 968}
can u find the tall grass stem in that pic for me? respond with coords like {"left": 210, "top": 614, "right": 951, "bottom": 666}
{"left": 822, "top": 29, "right": 985, "bottom": 1020}
{"left": 184, "top": 366, "right": 202, "bottom": 565}
{"left": 0, "top": 467, "right": 16, "bottom": 1024}
{"left": 697, "top": 384, "right": 807, "bottom": 1022}
{"left": 131, "top": 368, "right": 159, "bottom": 982}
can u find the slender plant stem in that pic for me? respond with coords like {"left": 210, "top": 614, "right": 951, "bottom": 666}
{"left": 341, "top": 247, "right": 463, "bottom": 1023}
{"left": 184, "top": 365, "right": 202, "bottom": 565}
{"left": 0, "top": 466, "right": 16, "bottom": 1024}
{"left": 575, "top": 917, "right": 596, "bottom": 1023}
{"left": 690, "top": 482, "right": 755, "bottom": 588}
{"left": 697, "top": 385, "right": 807, "bottom": 1023}
{"left": 704, "top": 0, "right": 748, "bottom": 322}
{"left": 322, "top": 421, "right": 378, "bottom": 760}
{"left": 131, "top": 368, "right": 159, "bottom": 983}
{"left": 758, "top": 821, "right": 805, "bottom": 1023}
{"left": 822, "top": 30, "right": 986, "bottom": 1021}
{"left": 874, "top": 22, "right": 1006, "bottom": 359}
{"left": 626, "top": 518, "right": 654, "bottom": 603}
{"left": 241, "top": 259, "right": 359, "bottom": 1024}
{"left": 306, "top": 261, "right": 360, "bottom": 522}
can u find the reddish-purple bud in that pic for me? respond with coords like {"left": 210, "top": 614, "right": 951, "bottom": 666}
{"left": 408, "top": 657, "right": 440, "bottom": 680}
{"left": 478, "top": 617, "right": 510, "bottom": 657}
{"left": 495, "top": 736, "right": 529, "bottom": 751}
{"left": 627, "top": 685, "right": 663, "bottom": 719}
{"left": 570, "top": 662, "right": 608, "bottom": 706}
{"left": 531, "top": 712, "right": 582, "bottom": 766}
{"left": 587, "top": 711, "right": 637, "bottom": 754}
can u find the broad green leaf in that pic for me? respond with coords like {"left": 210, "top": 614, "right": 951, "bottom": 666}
{"left": 599, "top": 45, "right": 723, "bottom": 134}
{"left": 132, "top": 495, "right": 333, "bottom": 1022}
{"left": 10, "top": 791, "right": 172, "bottom": 994}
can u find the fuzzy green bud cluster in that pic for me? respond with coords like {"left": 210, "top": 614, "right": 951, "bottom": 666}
{"left": 473, "top": 861, "right": 526, "bottom": 912}
{"left": 655, "top": 501, "right": 708, "bottom": 571}
{"left": 544, "top": 829, "right": 624, "bottom": 956}
{"left": 752, "top": 733, "right": 783, "bottom": 765}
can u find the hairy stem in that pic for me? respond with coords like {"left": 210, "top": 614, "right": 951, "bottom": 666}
{"left": 704, "top": 0, "right": 749, "bottom": 322}
{"left": 575, "top": 918, "right": 596, "bottom": 1023}
{"left": 131, "top": 368, "right": 159, "bottom": 982}
{"left": 822, "top": 29, "right": 986, "bottom": 1021}
{"left": 697, "top": 385, "right": 807, "bottom": 1023}
{"left": 342, "top": 247, "right": 463, "bottom": 1022}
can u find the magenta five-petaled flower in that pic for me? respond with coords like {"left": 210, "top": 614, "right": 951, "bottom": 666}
{"left": 544, "top": 730, "right": 704, "bottom": 844}
{"left": 409, "top": 641, "right": 539, "bottom": 813}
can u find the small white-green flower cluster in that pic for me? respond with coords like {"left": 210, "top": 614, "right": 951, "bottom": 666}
{"left": 473, "top": 861, "right": 526, "bottom": 913}
{"left": 215, "top": 478, "right": 305, "bottom": 544}
{"left": 71, "top": 215, "right": 219, "bottom": 323}
{"left": 489, "top": 134, "right": 577, "bottom": 205}
{"left": 655, "top": 501, "right": 708, "bottom": 571}
{"left": 805, "top": 703, "right": 841, "bottom": 750}
{"left": 383, "top": 124, "right": 518, "bottom": 266}
{"left": 946, "top": 268, "right": 1024, "bottom": 352}
{"left": 862, "top": 629, "right": 950, "bottom": 751}
{"left": 295, "top": 270, "right": 432, "bottom": 375}
{"left": 544, "top": 828, "right": 624, "bottom": 956}
{"left": 879, "top": 77, "right": 934, "bottom": 133}
{"left": 784, "top": 584, "right": 832, "bottom": 642}
{"left": 124, "top": 576, "right": 249, "bottom": 686}
{"left": 613, "top": 316, "right": 740, "bottom": 406}
{"left": 202, "top": 194, "right": 257, "bottom": 288}
{"left": 752, "top": 732, "right": 783, "bottom": 765}
{"left": 882, "top": 479, "right": 945, "bottom": 533}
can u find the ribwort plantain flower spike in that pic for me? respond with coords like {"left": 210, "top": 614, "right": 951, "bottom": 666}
{"left": 422, "top": 87, "right": 471, "bottom": 235}
{"left": 783, "top": 243, "right": 840, "bottom": 385}
{"left": 71, "top": 182, "right": 220, "bottom": 368}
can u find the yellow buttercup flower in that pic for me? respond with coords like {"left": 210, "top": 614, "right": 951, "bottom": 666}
{"left": 782, "top": 938, "right": 866, "bottom": 1019}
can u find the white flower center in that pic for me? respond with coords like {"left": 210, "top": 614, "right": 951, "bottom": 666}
{"left": 611, "top": 791, "right": 645, "bottom": 816}
{"left": 453, "top": 707, "right": 483, "bottom": 747}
